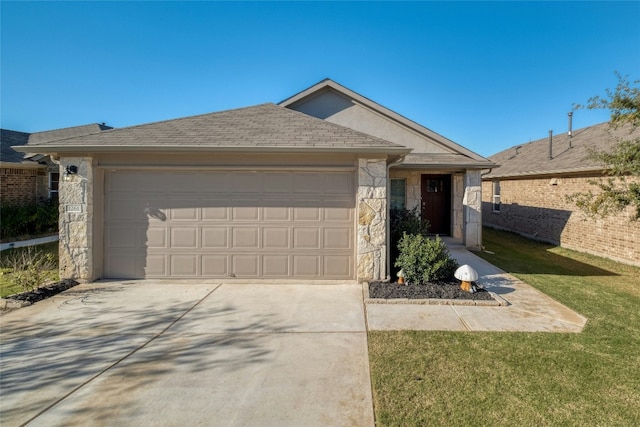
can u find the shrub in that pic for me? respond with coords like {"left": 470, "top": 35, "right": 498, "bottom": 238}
{"left": 390, "top": 207, "right": 430, "bottom": 267}
{"left": 394, "top": 232, "right": 459, "bottom": 284}
{"left": 1, "top": 246, "right": 57, "bottom": 293}
{"left": 0, "top": 199, "right": 59, "bottom": 241}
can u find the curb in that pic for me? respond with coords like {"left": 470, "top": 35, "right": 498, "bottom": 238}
{"left": 0, "top": 235, "right": 59, "bottom": 252}
{"left": 0, "top": 298, "right": 32, "bottom": 310}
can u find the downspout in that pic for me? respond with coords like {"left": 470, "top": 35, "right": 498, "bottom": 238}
{"left": 386, "top": 155, "right": 406, "bottom": 281}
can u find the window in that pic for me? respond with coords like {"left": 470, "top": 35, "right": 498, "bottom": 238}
{"left": 390, "top": 179, "right": 406, "bottom": 210}
{"left": 492, "top": 180, "right": 500, "bottom": 212}
{"left": 49, "top": 172, "right": 60, "bottom": 200}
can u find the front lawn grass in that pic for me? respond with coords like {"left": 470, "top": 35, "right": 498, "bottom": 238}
{"left": 368, "top": 227, "right": 640, "bottom": 426}
{"left": 0, "top": 241, "right": 59, "bottom": 298}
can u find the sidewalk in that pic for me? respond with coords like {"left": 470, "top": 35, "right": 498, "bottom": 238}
{"left": 365, "top": 245, "right": 588, "bottom": 332}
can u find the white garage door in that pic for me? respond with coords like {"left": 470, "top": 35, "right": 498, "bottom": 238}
{"left": 104, "top": 170, "right": 355, "bottom": 279}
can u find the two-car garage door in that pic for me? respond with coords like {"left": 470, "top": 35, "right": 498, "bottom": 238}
{"left": 104, "top": 170, "right": 355, "bottom": 279}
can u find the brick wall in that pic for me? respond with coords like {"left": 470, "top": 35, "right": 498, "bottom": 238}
{"left": 0, "top": 167, "right": 41, "bottom": 205}
{"left": 482, "top": 174, "right": 640, "bottom": 266}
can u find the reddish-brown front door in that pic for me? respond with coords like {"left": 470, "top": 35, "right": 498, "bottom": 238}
{"left": 421, "top": 174, "right": 451, "bottom": 235}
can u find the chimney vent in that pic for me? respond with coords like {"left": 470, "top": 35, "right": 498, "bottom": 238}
{"left": 548, "top": 130, "right": 553, "bottom": 160}
{"left": 568, "top": 112, "right": 573, "bottom": 147}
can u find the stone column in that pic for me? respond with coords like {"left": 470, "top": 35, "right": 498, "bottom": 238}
{"left": 463, "top": 169, "right": 482, "bottom": 250}
{"left": 58, "top": 157, "right": 94, "bottom": 281}
{"left": 357, "top": 158, "right": 387, "bottom": 281}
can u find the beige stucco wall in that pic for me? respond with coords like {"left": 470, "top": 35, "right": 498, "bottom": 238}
{"left": 290, "top": 91, "right": 451, "bottom": 154}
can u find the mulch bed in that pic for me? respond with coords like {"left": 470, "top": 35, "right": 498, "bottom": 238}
{"left": 4, "top": 279, "right": 79, "bottom": 304}
{"left": 368, "top": 280, "right": 495, "bottom": 301}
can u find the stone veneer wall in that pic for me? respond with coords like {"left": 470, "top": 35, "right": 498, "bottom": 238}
{"left": 463, "top": 170, "right": 482, "bottom": 250}
{"left": 58, "top": 157, "right": 94, "bottom": 280}
{"left": 357, "top": 158, "right": 387, "bottom": 281}
{"left": 482, "top": 175, "right": 640, "bottom": 266}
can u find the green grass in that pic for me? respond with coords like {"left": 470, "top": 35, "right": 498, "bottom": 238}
{"left": 0, "top": 241, "right": 59, "bottom": 298}
{"left": 368, "top": 227, "right": 640, "bottom": 426}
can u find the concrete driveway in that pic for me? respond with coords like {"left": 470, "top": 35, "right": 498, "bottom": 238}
{"left": 1, "top": 282, "right": 373, "bottom": 427}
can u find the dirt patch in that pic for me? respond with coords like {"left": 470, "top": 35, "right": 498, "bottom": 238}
{"left": 368, "top": 280, "right": 495, "bottom": 301}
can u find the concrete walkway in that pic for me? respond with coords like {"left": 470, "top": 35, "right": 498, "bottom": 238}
{"left": 1, "top": 283, "right": 373, "bottom": 427}
{"left": 366, "top": 247, "right": 588, "bottom": 332}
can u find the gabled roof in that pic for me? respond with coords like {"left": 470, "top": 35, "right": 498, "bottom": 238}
{"left": 279, "top": 78, "right": 493, "bottom": 167}
{"left": 1, "top": 129, "right": 32, "bottom": 164}
{"left": 16, "top": 103, "right": 410, "bottom": 156}
{"left": 484, "top": 121, "right": 640, "bottom": 179}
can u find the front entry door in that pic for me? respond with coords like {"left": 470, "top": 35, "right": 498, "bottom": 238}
{"left": 421, "top": 174, "right": 451, "bottom": 235}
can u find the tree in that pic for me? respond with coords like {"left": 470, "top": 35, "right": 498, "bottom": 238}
{"left": 567, "top": 73, "right": 640, "bottom": 220}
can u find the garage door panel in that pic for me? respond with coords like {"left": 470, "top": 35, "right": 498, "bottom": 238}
{"left": 232, "top": 228, "right": 260, "bottom": 248}
{"left": 170, "top": 255, "right": 198, "bottom": 276}
{"left": 263, "top": 173, "right": 293, "bottom": 193}
{"left": 107, "top": 226, "right": 140, "bottom": 249}
{"left": 230, "top": 173, "right": 262, "bottom": 193}
{"left": 202, "top": 227, "right": 228, "bottom": 248}
{"left": 107, "top": 253, "right": 146, "bottom": 279}
{"left": 105, "top": 170, "right": 355, "bottom": 279}
{"left": 146, "top": 255, "right": 168, "bottom": 276}
{"left": 146, "top": 227, "right": 168, "bottom": 248}
{"left": 294, "top": 228, "right": 320, "bottom": 249}
{"left": 263, "top": 227, "right": 290, "bottom": 249}
{"left": 325, "top": 207, "right": 352, "bottom": 222}
{"left": 232, "top": 255, "right": 259, "bottom": 276}
{"left": 171, "top": 227, "right": 198, "bottom": 248}
{"left": 263, "top": 255, "right": 289, "bottom": 276}
{"left": 294, "top": 207, "right": 321, "bottom": 221}
{"left": 202, "top": 205, "right": 229, "bottom": 221}
{"left": 293, "top": 256, "right": 320, "bottom": 276}
{"left": 169, "top": 200, "right": 200, "bottom": 221}
{"left": 232, "top": 206, "right": 260, "bottom": 221}
{"left": 324, "top": 256, "right": 353, "bottom": 277}
{"left": 202, "top": 255, "right": 228, "bottom": 276}
{"left": 263, "top": 206, "right": 290, "bottom": 221}
{"left": 324, "top": 228, "right": 352, "bottom": 249}
{"left": 293, "top": 173, "right": 323, "bottom": 194}
{"left": 107, "top": 198, "right": 144, "bottom": 222}
{"left": 325, "top": 173, "right": 354, "bottom": 195}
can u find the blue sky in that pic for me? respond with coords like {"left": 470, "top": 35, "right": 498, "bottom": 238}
{"left": 1, "top": 1, "right": 639, "bottom": 157}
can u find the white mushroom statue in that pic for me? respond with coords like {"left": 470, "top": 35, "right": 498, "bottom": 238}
{"left": 454, "top": 264, "right": 478, "bottom": 293}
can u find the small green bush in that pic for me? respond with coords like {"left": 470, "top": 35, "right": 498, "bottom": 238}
{"left": 390, "top": 207, "right": 430, "bottom": 267}
{"left": 0, "top": 199, "right": 59, "bottom": 241}
{"left": 394, "top": 232, "right": 459, "bottom": 284}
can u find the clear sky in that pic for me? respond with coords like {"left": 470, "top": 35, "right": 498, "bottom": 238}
{"left": 1, "top": 1, "right": 639, "bottom": 157}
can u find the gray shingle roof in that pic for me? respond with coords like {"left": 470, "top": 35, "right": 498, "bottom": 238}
{"left": 28, "top": 123, "right": 112, "bottom": 144}
{"left": 484, "top": 121, "right": 640, "bottom": 179}
{"left": 19, "top": 103, "right": 410, "bottom": 154}
{"left": 1, "top": 129, "right": 30, "bottom": 163}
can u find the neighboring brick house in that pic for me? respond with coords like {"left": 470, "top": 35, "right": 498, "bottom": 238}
{"left": 482, "top": 121, "right": 640, "bottom": 266}
{"left": 1, "top": 124, "right": 111, "bottom": 205}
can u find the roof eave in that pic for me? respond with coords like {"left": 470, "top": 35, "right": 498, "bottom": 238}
{"left": 484, "top": 166, "right": 608, "bottom": 179}
{"left": 394, "top": 161, "right": 498, "bottom": 170}
{"left": 13, "top": 144, "right": 412, "bottom": 156}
